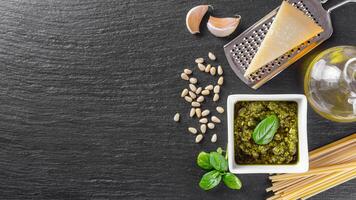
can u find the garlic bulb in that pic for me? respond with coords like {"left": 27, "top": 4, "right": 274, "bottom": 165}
{"left": 207, "top": 15, "right": 241, "bottom": 37}
{"left": 186, "top": 5, "right": 212, "bottom": 34}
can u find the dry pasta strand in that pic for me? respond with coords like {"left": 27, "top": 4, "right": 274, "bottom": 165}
{"left": 270, "top": 161, "right": 356, "bottom": 181}
{"left": 309, "top": 134, "right": 356, "bottom": 161}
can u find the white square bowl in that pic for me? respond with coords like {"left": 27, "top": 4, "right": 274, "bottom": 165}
{"left": 227, "top": 94, "right": 308, "bottom": 174}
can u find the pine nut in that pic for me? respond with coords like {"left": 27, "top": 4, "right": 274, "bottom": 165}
{"left": 218, "top": 76, "right": 224, "bottom": 85}
{"left": 181, "top": 73, "right": 189, "bottom": 80}
{"left": 211, "top": 116, "right": 221, "bottom": 123}
{"left": 196, "top": 108, "right": 202, "bottom": 118}
{"left": 210, "top": 67, "right": 216, "bottom": 76}
{"left": 211, "top": 134, "right": 217, "bottom": 143}
{"left": 195, "top": 134, "right": 203, "bottom": 143}
{"left": 201, "top": 90, "right": 210, "bottom": 96}
{"left": 189, "top": 84, "right": 197, "bottom": 92}
{"left": 189, "top": 77, "right": 197, "bottom": 84}
{"left": 188, "top": 127, "right": 197, "bottom": 134}
{"left": 195, "top": 87, "right": 202, "bottom": 95}
{"left": 195, "top": 58, "right": 204, "bottom": 64}
{"left": 205, "top": 64, "right": 211, "bottom": 73}
{"left": 191, "top": 101, "right": 200, "bottom": 107}
{"left": 196, "top": 96, "right": 204, "bottom": 103}
{"left": 199, "top": 118, "right": 208, "bottom": 123}
{"left": 200, "top": 124, "right": 207, "bottom": 134}
{"left": 208, "top": 52, "right": 216, "bottom": 61}
{"left": 205, "top": 85, "right": 213, "bottom": 90}
{"left": 173, "top": 113, "right": 180, "bottom": 122}
{"left": 189, "top": 91, "right": 196, "bottom": 99}
{"left": 184, "top": 96, "right": 193, "bottom": 103}
{"left": 214, "top": 85, "right": 220, "bottom": 94}
{"left": 181, "top": 88, "right": 188, "bottom": 97}
{"left": 201, "top": 109, "right": 210, "bottom": 117}
{"left": 190, "top": 108, "right": 196, "bottom": 117}
{"left": 198, "top": 63, "right": 205, "bottom": 71}
{"left": 218, "top": 65, "right": 223, "bottom": 75}
{"left": 184, "top": 69, "right": 192, "bottom": 75}
{"left": 213, "top": 94, "right": 219, "bottom": 102}
{"left": 216, "top": 106, "right": 224, "bottom": 113}
{"left": 207, "top": 122, "right": 215, "bottom": 129}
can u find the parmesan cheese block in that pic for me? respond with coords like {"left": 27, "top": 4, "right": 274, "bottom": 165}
{"left": 244, "top": 1, "right": 324, "bottom": 77}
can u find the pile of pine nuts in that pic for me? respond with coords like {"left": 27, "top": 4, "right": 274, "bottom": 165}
{"left": 174, "top": 52, "right": 225, "bottom": 144}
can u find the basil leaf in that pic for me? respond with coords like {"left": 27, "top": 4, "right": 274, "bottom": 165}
{"left": 209, "top": 152, "right": 228, "bottom": 172}
{"left": 223, "top": 172, "right": 242, "bottom": 190}
{"left": 197, "top": 152, "right": 212, "bottom": 170}
{"left": 199, "top": 170, "right": 222, "bottom": 190}
{"left": 252, "top": 115, "right": 280, "bottom": 145}
{"left": 216, "top": 147, "right": 223, "bottom": 154}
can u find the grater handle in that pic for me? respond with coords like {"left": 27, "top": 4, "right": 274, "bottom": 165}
{"left": 327, "top": 0, "right": 356, "bottom": 13}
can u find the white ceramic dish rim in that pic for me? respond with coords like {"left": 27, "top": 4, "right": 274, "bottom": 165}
{"left": 227, "top": 94, "right": 309, "bottom": 174}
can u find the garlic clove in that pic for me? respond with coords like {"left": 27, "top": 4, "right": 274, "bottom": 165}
{"left": 186, "top": 5, "right": 212, "bottom": 34}
{"left": 207, "top": 15, "right": 241, "bottom": 37}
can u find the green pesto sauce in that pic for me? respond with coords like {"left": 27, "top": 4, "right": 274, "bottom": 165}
{"left": 234, "top": 101, "right": 298, "bottom": 165}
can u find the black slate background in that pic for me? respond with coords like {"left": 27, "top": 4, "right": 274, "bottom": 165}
{"left": 0, "top": 0, "right": 355, "bottom": 199}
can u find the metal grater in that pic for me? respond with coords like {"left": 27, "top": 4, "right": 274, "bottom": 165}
{"left": 224, "top": 0, "right": 356, "bottom": 89}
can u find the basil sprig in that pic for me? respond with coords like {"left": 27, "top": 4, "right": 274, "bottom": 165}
{"left": 197, "top": 148, "right": 242, "bottom": 191}
{"left": 252, "top": 115, "right": 280, "bottom": 145}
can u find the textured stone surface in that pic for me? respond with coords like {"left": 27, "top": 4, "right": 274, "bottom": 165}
{"left": 0, "top": 0, "right": 354, "bottom": 199}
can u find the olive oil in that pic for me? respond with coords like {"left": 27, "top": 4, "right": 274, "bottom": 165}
{"left": 304, "top": 46, "right": 356, "bottom": 122}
